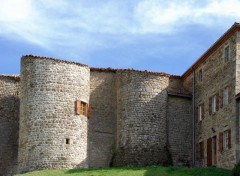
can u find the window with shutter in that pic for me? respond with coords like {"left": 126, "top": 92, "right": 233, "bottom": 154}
{"left": 76, "top": 100, "right": 81, "bottom": 115}
{"left": 202, "top": 103, "right": 204, "bottom": 120}
{"left": 220, "top": 89, "right": 223, "bottom": 108}
{"left": 228, "top": 83, "right": 232, "bottom": 104}
{"left": 228, "top": 129, "right": 231, "bottom": 149}
{"left": 197, "top": 103, "right": 204, "bottom": 122}
{"left": 209, "top": 97, "right": 212, "bottom": 115}
{"left": 224, "top": 45, "right": 230, "bottom": 63}
{"left": 212, "top": 95, "right": 216, "bottom": 113}
{"left": 196, "top": 144, "right": 199, "bottom": 160}
{"left": 201, "top": 141, "right": 204, "bottom": 159}
{"left": 198, "top": 141, "right": 204, "bottom": 160}
{"left": 87, "top": 104, "right": 91, "bottom": 119}
{"left": 223, "top": 130, "right": 229, "bottom": 150}
{"left": 219, "top": 132, "right": 223, "bottom": 153}
{"left": 223, "top": 87, "right": 228, "bottom": 106}
{"left": 75, "top": 100, "right": 88, "bottom": 116}
{"left": 216, "top": 93, "right": 219, "bottom": 111}
{"left": 196, "top": 106, "right": 198, "bottom": 123}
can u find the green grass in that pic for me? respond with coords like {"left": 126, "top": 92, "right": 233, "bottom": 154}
{"left": 17, "top": 166, "right": 232, "bottom": 176}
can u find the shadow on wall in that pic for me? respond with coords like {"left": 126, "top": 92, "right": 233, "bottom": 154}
{"left": 86, "top": 71, "right": 193, "bottom": 168}
{"left": 0, "top": 95, "right": 20, "bottom": 176}
{"left": 87, "top": 71, "right": 117, "bottom": 168}
{"left": 114, "top": 87, "right": 171, "bottom": 166}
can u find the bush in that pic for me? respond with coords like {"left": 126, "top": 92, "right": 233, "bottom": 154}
{"left": 232, "top": 163, "right": 240, "bottom": 176}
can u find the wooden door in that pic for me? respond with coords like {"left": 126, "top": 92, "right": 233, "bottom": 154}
{"left": 207, "top": 138, "right": 212, "bottom": 167}
{"left": 212, "top": 136, "right": 217, "bottom": 165}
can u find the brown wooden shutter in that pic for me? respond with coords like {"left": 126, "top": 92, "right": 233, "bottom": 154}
{"left": 87, "top": 104, "right": 91, "bottom": 119}
{"left": 209, "top": 97, "right": 212, "bottom": 115}
{"left": 201, "top": 141, "right": 204, "bottom": 159}
{"left": 219, "top": 132, "right": 223, "bottom": 153}
{"left": 196, "top": 106, "right": 198, "bottom": 122}
{"left": 228, "top": 83, "right": 232, "bottom": 104}
{"left": 207, "top": 138, "right": 212, "bottom": 167}
{"left": 202, "top": 103, "right": 204, "bottom": 120}
{"left": 76, "top": 100, "right": 81, "bottom": 115}
{"left": 216, "top": 93, "right": 219, "bottom": 111}
{"left": 196, "top": 143, "right": 199, "bottom": 160}
{"left": 228, "top": 129, "right": 231, "bottom": 149}
{"left": 220, "top": 89, "right": 223, "bottom": 108}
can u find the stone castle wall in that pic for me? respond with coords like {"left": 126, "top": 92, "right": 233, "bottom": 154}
{"left": 18, "top": 56, "right": 90, "bottom": 173}
{"left": 0, "top": 56, "right": 193, "bottom": 175}
{"left": 167, "top": 95, "right": 192, "bottom": 166}
{"left": 88, "top": 70, "right": 117, "bottom": 167}
{"left": 0, "top": 76, "right": 20, "bottom": 176}
{"left": 114, "top": 70, "right": 171, "bottom": 166}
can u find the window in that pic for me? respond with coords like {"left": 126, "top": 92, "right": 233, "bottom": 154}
{"left": 76, "top": 100, "right": 87, "bottom": 116}
{"left": 224, "top": 45, "right": 230, "bottom": 62}
{"left": 223, "top": 87, "right": 228, "bottom": 106}
{"left": 198, "top": 104, "right": 204, "bottom": 121}
{"left": 212, "top": 136, "right": 217, "bottom": 165}
{"left": 196, "top": 103, "right": 204, "bottom": 122}
{"left": 223, "top": 130, "right": 229, "bottom": 150}
{"left": 199, "top": 141, "right": 204, "bottom": 160}
{"left": 212, "top": 95, "right": 216, "bottom": 113}
{"left": 198, "top": 69, "right": 203, "bottom": 82}
{"left": 66, "top": 138, "right": 70, "bottom": 144}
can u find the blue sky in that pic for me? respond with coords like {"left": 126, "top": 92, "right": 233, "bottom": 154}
{"left": 0, "top": 0, "right": 239, "bottom": 75}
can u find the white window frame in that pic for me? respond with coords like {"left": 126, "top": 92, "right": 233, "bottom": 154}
{"left": 212, "top": 95, "right": 216, "bottom": 113}
{"left": 198, "top": 104, "right": 202, "bottom": 121}
{"left": 223, "top": 130, "right": 229, "bottom": 150}
{"left": 223, "top": 87, "right": 228, "bottom": 106}
{"left": 224, "top": 45, "right": 230, "bottom": 63}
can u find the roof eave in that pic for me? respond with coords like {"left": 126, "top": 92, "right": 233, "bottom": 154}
{"left": 181, "top": 23, "right": 240, "bottom": 81}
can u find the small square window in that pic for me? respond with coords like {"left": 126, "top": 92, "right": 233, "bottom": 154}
{"left": 76, "top": 100, "right": 88, "bottom": 116}
{"left": 224, "top": 46, "right": 230, "bottom": 63}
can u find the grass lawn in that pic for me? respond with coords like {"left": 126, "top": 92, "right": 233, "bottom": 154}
{"left": 17, "top": 166, "right": 232, "bottom": 176}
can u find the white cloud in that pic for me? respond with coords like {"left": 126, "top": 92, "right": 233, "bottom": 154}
{"left": 0, "top": 0, "right": 239, "bottom": 54}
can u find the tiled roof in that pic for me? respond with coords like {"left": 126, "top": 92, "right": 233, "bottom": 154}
{"left": 0, "top": 74, "right": 20, "bottom": 81}
{"left": 23, "top": 55, "right": 88, "bottom": 67}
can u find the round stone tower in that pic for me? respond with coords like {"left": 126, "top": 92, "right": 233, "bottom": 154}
{"left": 115, "top": 70, "right": 171, "bottom": 166}
{"left": 18, "top": 56, "right": 90, "bottom": 173}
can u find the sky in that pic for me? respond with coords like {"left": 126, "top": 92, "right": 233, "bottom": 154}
{"left": 0, "top": 0, "right": 239, "bottom": 76}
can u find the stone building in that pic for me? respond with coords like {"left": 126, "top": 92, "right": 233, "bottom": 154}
{"left": 0, "top": 22, "right": 240, "bottom": 175}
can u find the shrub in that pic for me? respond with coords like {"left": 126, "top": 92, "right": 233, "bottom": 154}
{"left": 232, "top": 163, "right": 240, "bottom": 176}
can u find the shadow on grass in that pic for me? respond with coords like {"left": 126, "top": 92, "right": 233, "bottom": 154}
{"left": 143, "top": 166, "right": 231, "bottom": 176}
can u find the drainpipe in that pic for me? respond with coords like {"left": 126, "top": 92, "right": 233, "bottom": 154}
{"left": 192, "top": 68, "right": 196, "bottom": 167}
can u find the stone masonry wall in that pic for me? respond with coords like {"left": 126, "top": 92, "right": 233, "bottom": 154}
{"left": 235, "top": 31, "right": 240, "bottom": 163}
{"left": 114, "top": 70, "right": 170, "bottom": 166}
{"left": 18, "top": 56, "right": 90, "bottom": 173}
{"left": 88, "top": 70, "right": 117, "bottom": 167}
{"left": 0, "top": 76, "right": 20, "bottom": 176}
{"left": 167, "top": 95, "right": 192, "bottom": 166}
{"left": 194, "top": 33, "right": 237, "bottom": 168}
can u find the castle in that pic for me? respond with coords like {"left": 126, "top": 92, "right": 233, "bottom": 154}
{"left": 0, "top": 23, "right": 240, "bottom": 175}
